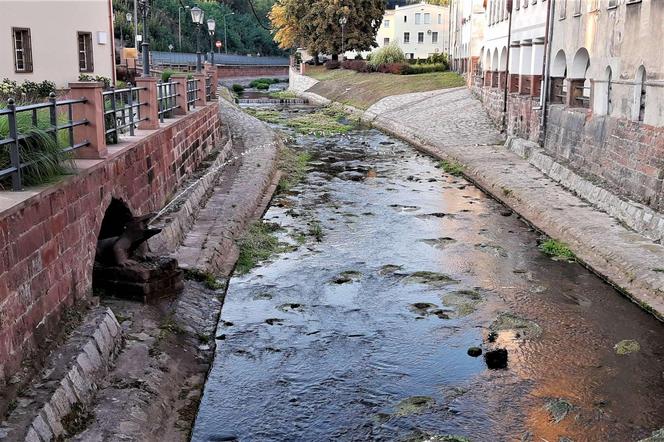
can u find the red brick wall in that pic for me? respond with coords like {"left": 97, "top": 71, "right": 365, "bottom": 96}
{"left": 545, "top": 105, "right": 664, "bottom": 211}
{"left": 216, "top": 65, "right": 288, "bottom": 79}
{"left": 0, "top": 103, "right": 221, "bottom": 384}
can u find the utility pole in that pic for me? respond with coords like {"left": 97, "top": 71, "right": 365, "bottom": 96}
{"left": 223, "top": 12, "right": 234, "bottom": 55}
{"left": 133, "top": 0, "right": 138, "bottom": 48}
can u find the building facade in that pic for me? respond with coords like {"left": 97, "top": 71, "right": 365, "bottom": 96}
{"left": 375, "top": 2, "right": 450, "bottom": 60}
{"left": 451, "top": 0, "right": 664, "bottom": 219}
{"left": 0, "top": 0, "right": 115, "bottom": 88}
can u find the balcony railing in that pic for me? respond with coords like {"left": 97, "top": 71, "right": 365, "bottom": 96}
{"left": 102, "top": 84, "right": 148, "bottom": 143}
{"left": 0, "top": 94, "right": 89, "bottom": 190}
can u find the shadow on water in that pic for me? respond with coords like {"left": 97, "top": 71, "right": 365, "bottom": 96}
{"left": 192, "top": 104, "right": 664, "bottom": 442}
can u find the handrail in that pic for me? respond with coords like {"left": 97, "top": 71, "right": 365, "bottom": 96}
{"left": 101, "top": 84, "right": 148, "bottom": 141}
{"left": 0, "top": 94, "right": 89, "bottom": 190}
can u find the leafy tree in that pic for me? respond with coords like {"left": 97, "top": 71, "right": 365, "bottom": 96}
{"left": 270, "top": 0, "right": 386, "bottom": 58}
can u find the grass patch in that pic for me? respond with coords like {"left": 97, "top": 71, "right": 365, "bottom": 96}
{"left": 539, "top": 239, "right": 575, "bottom": 262}
{"left": 437, "top": 160, "right": 464, "bottom": 177}
{"left": 269, "top": 90, "right": 298, "bottom": 100}
{"left": 308, "top": 221, "right": 324, "bottom": 242}
{"left": 276, "top": 146, "right": 312, "bottom": 193}
{"left": 245, "top": 108, "right": 284, "bottom": 124}
{"left": 183, "top": 268, "right": 224, "bottom": 290}
{"left": 502, "top": 187, "right": 513, "bottom": 197}
{"left": 306, "top": 68, "right": 465, "bottom": 109}
{"left": 236, "top": 221, "right": 289, "bottom": 274}
{"left": 286, "top": 106, "right": 354, "bottom": 136}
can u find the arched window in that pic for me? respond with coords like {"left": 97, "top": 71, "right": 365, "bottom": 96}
{"left": 635, "top": 65, "right": 646, "bottom": 122}
{"left": 550, "top": 49, "right": 567, "bottom": 104}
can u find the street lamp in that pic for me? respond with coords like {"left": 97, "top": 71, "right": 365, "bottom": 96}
{"left": 178, "top": 5, "right": 189, "bottom": 51}
{"left": 207, "top": 18, "right": 216, "bottom": 65}
{"left": 339, "top": 16, "right": 348, "bottom": 60}
{"left": 190, "top": 6, "right": 205, "bottom": 72}
{"left": 223, "top": 12, "right": 234, "bottom": 55}
{"left": 139, "top": 0, "right": 150, "bottom": 76}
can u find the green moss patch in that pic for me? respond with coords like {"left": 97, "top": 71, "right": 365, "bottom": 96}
{"left": 394, "top": 396, "right": 435, "bottom": 417}
{"left": 614, "top": 339, "right": 640, "bottom": 355}
{"left": 490, "top": 312, "right": 542, "bottom": 339}
{"left": 436, "top": 160, "right": 465, "bottom": 177}
{"left": 441, "top": 290, "right": 484, "bottom": 318}
{"left": 236, "top": 221, "right": 289, "bottom": 274}
{"left": 285, "top": 106, "right": 355, "bottom": 136}
{"left": 403, "top": 271, "right": 458, "bottom": 287}
{"left": 276, "top": 146, "right": 312, "bottom": 193}
{"left": 545, "top": 398, "right": 574, "bottom": 424}
{"left": 539, "top": 239, "right": 576, "bottom": 262}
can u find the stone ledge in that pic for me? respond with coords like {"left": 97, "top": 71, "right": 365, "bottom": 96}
{"left": 1, "top": 307, "right": 122, "bottom": 441}
{"left": 506, "top": 136, "right": 664, "bottom": 243}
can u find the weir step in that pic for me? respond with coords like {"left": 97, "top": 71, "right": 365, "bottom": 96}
{"left": 237, "top": 98, "right": 309, "bottom": 105}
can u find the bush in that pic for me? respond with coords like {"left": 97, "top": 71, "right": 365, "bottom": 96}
{"left": 368, "top": 43, "right": 406, "bottom": 68}
{"left": 402, "top": 63, "right": 447, "bottom": 75}
{"left": 341, "top": 59, "right": 370, "bottom": 72}
{"left": 325, "top": 60, "right": 341, "bottom": 70}
{"left": 161, "top": 69, "right": 174, "bottom": 82}
{"left": 255, "top": 83, "right": 270, "bottom": 90}
{"left": 0, "top": 78, "right": 56, "bottom": 100}
{"left": 375, "top": 63, "right": 410, "bottom": 75}
{"left": 354, "top": 54, "right": 364, "bottom": 60}
{"left": 78, "top": 74, "right": 112, "bottom": 89}
{"left": 232, "top": 84, "right": 245, "bottom": 94}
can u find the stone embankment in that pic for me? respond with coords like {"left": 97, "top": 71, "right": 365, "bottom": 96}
{"left": 290, "top": 68, "right": 664, "bottom": 318}
{"left": 0, "top": 98, "right": 282, "bottom": 441}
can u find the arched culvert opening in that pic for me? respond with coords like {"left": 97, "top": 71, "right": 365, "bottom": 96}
{"left": 93, "top": 198, "right": 183, "bottom": 302}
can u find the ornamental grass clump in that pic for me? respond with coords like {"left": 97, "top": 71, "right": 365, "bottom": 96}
{"left": 0, "top": 101, "right": 73, "bottom": 188}
{"left": 368, "top": 43, "right": 406, "bottom": 69}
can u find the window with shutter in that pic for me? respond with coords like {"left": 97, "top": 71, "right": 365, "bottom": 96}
{"left": 78, "top": 32, "right": 94, "bottom": 72}
{"left": 12, "top": 27, "right": 33, "bottom": 73}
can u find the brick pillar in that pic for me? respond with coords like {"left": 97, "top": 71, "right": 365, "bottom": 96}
{"left": 530, "top": 75, "right": 542, "bottom": 98}
{"left": 205, "top": 68, "right": 217, "bottom": 99}
{"left": 68, "top": 81, "right": 107, "bottom": 159}
{"left": 194, "top": 73, "right": 206, "bottom": 106}
{"left": 135, "top": 77, "right": 159, "bottom": 130}
{"left": 170, "top": 74, "right": 188, "bottom": 115}
{"left": 300, "top": 63, "right": 307, "bottom": 75}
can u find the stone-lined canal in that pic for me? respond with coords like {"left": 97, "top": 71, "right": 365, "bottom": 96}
{"left": 192, "top": 103, "right": 664, "bottom": 441}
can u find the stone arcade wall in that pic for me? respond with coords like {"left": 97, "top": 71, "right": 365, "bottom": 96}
{"left": 0, "top": 103, "right": 222, "bottom": 385}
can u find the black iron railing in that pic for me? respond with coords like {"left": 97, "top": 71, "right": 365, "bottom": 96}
{"left": 205, "top": 76, "right": 212, "bottom": 102}
{"left": 157, "top": 81, "right": 179, "bottom": 122}
{"left": 186, "top": 78, "right": 199, "bottom": 111}
{"left": 0, "top": 94, "right": 89, "bottom": 190}
{"left": 102, "top": 84, "right": 148, "bottom": 143}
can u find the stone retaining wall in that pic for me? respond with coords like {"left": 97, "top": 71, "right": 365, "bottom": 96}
{"left": 0, "top": 103, "right": 222, "bottom": 387}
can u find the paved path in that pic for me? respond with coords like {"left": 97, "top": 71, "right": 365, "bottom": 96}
{"left": 359, "top": 86, "right": 664, "bottom": 317}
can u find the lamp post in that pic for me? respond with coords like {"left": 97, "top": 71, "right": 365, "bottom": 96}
{"left": 125, "top": 12, "right": 132, "bottom": 50}
{"left": 178, "top": 5, "right": 189, "bottom": 51}
{"left": 207, "top": 18, "right": 216, "bottom": 65}
{"left": 190, "top": 6, "right": 205, "bottom": 73}
{"left": 339, "top": 16, "right": 348, "bottom": 60}
{"left": 139, "top": 0, "right": 150, "bottom": 76}
{"left": 223, "top": 12, "right": 234, "bottom": 55}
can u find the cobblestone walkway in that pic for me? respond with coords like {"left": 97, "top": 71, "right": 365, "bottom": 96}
{"left": 362, "top": 87, "right": 664, "bottom": 316}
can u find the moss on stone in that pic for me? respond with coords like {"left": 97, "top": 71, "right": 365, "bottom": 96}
{"left": 394, "top": 396, "right": 435, "bottom": 416}
{"left": 614, "top": 339, "right": 640, "bottom": 355}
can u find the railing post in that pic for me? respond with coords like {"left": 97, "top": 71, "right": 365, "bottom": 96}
{"left": 194, "top": 73, "right": 206, "bottom": 106}
{"left": 6, "top": 99, "right": 22, "bottom": 190}
{"left": 69, "top": 81, "right": 107, "bottom": 159}
{"left": 135, "top": 77, "right": 159, "bottom": 130}
{"left": 170, "top": 74, "right": 188, "bottom": 116}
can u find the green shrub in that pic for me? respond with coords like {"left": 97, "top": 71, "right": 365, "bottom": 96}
{"left": 78, "top": 74, "right": 112, "bottom": 89}
{"left": 368, "top": 43, "right": 406, "bottom": 68}
{"left": 403, "top": 63, "right": 447, "bottom": 75}
{"left": 255, "top": 82, "right": 270, "bottom": 90}
{"left": 0, "top": 78, "right": 56, "bottom": 100}
{"left": 232, "top": 84, "right": 245, "bottom": 94}
{"left": 161, "top": 69, "right": 174, "bottom": 82}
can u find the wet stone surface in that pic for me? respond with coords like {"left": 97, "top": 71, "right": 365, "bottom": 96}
{"left": 193, "top": 106, "right": 664, "bottom": 442}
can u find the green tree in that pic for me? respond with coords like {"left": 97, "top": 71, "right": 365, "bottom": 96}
{"left": 270, "top": 0, "right": 386, "bottom": 58}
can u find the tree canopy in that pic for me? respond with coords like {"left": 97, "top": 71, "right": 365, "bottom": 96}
{"left": 112, "top": 0, "right": 284, "bottom": 56}
{"left": 270, "top": 0, "right": 386, "bottom": 56}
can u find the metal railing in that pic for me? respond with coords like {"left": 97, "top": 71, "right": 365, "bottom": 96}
{"left": 102, "top": 84, "right": 148, "bottom": 143}
{"left": 205, "top": 76, "right": 212, "bottom": 102}
{"left": 186, "top": 78, "right": 199, "bottom": 111}
{"left": 157, "top": 81, "right": 179, "bottom": 122}
{"left": 0, "top": 94, "right": 89, "bottom": 190}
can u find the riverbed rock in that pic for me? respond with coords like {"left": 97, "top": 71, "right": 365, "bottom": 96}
{"left": 484, "top": 349, "right": 508, "bottom": 369}
{"left": 378, "top": 264, "right": 403, "bottom": 276}
{"left": 441, "top": 290, "right": 484, "bottom": 317}
{"left": 402, "top": 271, "right": 458, "bottom": 287}
{"left": 490, "top": 313, "right": 542, "bottom": 339}
{"left": 420, "top": 237, "right": 457, "bottom": 249}
{"left": 545, "top": 398, "right": 574, "bottom": 423}
{"left": 467, "top": 347, "right": 482, "bottom": 357}
{"left": 638, "top": 428, "right": 664, "bottom": 442}
{"left": 394, "top": 396, "right": 435, "bottom": 416}
{"left": 614, "top": 339, "right": 640, "bottom": 355}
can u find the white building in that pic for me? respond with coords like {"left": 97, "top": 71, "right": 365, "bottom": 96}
{"left": 374, "top": 1, "right": 450, "bottom": 60}
{"left": 449, "top": 0, "right": 485, "bottom": 77}
{"left": 0, "top": 0, "right": 115, "bottom": 89}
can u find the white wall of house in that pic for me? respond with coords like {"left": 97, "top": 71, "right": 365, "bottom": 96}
{"left": 0, "top": 0, "right": 115, "bottom": 89}
{"left": 375, "top": 2, "right": 450, "bottom": 60}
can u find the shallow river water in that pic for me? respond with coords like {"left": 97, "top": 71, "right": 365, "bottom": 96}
{"left": 192, "top": 105, "right": 664, "bottom": 442}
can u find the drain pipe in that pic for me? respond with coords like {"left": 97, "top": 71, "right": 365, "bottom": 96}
{"left": 538, "top": 0, "right": 555, "bottom": 146}
{"left": 502, "top": 0, "right": 513, "bottom": 131}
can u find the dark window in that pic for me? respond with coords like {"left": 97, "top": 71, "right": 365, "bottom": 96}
{"left": 637, "top": 66, "right": 646, "bottom": 122}
{"left": 432, "top": 32, "right": 439, "bottom": 44}
{"left": 404, "top": 32, "right": 410, "bottom": 44}
{"left": 12, "top": 27, "right": 33, "bottom": 73}
{"left": 78, "top": 32, "right": 94, "bottom": 72}
{"left": 418, "top": 32, "right": 424, "bottom": 44}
